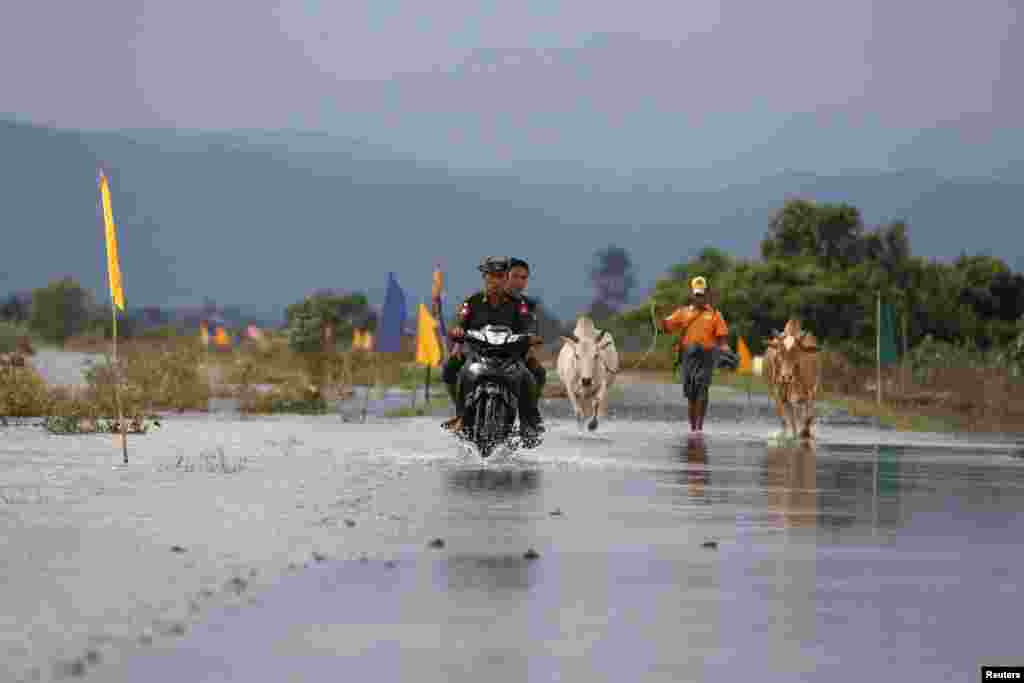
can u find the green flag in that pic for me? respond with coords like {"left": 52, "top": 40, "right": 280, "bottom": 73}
{"left": 879, "top": 298, "right": 899, "bottom": 366}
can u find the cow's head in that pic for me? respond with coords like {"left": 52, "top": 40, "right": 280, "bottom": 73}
{"left": 772, "top": 320, "right": 817, "bottom": 385}
{"left": 561, "top": 324, "right": 610, "bottom": 390}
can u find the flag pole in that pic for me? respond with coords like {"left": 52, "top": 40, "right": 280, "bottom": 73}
{"left": 99, "top": 168, "right": 128, "bottom": 464}
{"left": 746, "top": 363, "right": 752, "bottom": 404}
{"left": 361, "top": 350, "right": 373, "bottom": 423}
{"left": 112, "top": 305, "right": 128, "bottom": 464}
{"left": 901, "top": 305, "right": 908, "bottom": 397}
{"left": 876, "top": 291, "right": 882, "bottom": 408}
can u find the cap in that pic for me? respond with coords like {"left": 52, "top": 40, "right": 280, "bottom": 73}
{"left": 478, "top": 257, "right": 510, "bottom": 274}
{"left": 691, "top": 276, "right": 707, "bottom": 294}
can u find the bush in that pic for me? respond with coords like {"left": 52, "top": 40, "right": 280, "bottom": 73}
{"left": 0, "top": 363, "right": 51, "bottom": 418}
{"left": 0, "top": 321, "right": 36, "bottom": 355}
{"left": 83, "top": 343, "right": 211, "bottom": 414}
{"left": 240, "top": 380, "right": 327, "bottom": 414}
{"left": 29, "top": 277, "right": 94, "bottom": 345}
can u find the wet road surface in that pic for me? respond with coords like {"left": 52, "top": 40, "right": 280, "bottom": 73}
{"left": 95, "top": 417, "right": 1024, "bottom": 683}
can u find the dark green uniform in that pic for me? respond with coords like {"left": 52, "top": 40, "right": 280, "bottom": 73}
{"left": 519, "top": 295, "right": 547, "bottom": 394}
{"left": 442, "top": 290, "right": 540, "bottom": 427}
{"left": 442, "top": 290, "right": 531, "bottom": 384}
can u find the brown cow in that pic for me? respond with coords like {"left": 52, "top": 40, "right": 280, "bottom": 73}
{"left": 764, "top": 320, "right": 819, "bottom": 441}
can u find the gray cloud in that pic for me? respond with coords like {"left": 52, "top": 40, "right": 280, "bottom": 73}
{"left": 2, "top": 0, "right": 1019, "bottom": 172}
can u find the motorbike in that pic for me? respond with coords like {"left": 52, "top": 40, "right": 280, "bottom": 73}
{"left": 454, "top": 324, "right": 539, "bottom": 458}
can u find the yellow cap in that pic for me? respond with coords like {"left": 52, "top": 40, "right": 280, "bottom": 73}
{"left": 691, "top": 276, "right": 707, "bottom": 294}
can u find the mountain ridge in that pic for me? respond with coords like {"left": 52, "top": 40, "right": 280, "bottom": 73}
{"left": 2, "top": 119, "right": 1021, "bottom": 322}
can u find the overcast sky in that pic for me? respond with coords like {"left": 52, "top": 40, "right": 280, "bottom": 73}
{"left": 3, "top": 0, "right": 1020, "bottom": 172}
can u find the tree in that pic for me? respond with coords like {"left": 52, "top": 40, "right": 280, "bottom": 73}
{"left": 588, "top": 245, "right": 636, "bottom": 314}
{"left": 286, "top": 290, "right": 373, "bottom": 351}
{"left": 29, "top": 277, "right": 94, "bottom": 345}
{"left": 761, "top": 199, "right": 820, "bottom": 261}
{"left": 0, "top": 291, "right": 32, "bottom": 322}
{"left": 762, "top": 199, "right": 865, "bottom": 268}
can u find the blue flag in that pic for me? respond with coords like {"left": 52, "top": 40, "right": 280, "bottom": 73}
{"left": 377, "top": 272, "right": 407, "bottom": 353}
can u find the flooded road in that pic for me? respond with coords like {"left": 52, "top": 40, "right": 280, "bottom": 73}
{"left": 96, "top": 419, "right": 1024, "bottom": 683}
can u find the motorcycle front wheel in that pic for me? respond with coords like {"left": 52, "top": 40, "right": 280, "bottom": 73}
{"left": 472, "top": 392, "right": 510, "bottom": 458}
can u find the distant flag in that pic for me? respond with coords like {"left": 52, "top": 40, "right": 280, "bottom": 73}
{"left": 415, "top": 304, "right": 442, "bottom": 368}
{"left": 352, "top": 328, "right": 373, "bottom": 351}
{"left": 199, "top": 320, "right": 210, "bottom": 346}
{"left": 214, "top": 326, "right": 231, "bottom": 349}
{"left": 246, "top": 324, "right": 262, "bottom": 340}
{"left": 737, "top": 336, "right": 753, "bottom": 374}
{"left": 376, "top": 272, "right": 407, "bottom": 353}
{"left": 98, "top": 169, "right": 125, "bottom": 311}
{"left": 878, "top": 296, "right": 899, "bottom": 366}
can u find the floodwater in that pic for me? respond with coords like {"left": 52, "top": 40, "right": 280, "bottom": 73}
{"left": 98, "top": 415, "right": 1024, "bottom": 683}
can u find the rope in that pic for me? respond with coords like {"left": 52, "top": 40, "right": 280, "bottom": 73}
{"left": 627, "top": 301, "right": 660, "bottom": 370}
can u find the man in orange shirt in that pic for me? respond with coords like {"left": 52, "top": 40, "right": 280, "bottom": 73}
{"left": 658, "top": 276, "right": 731, "bottom": 433}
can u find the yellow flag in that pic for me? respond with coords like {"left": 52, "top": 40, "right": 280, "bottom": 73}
{"left": 415, "top": 304, "right": 442, "bottom": 367}
{"left": 737, "top": 336, "right": 753, "bottom": 374}
{"left": 214, "top": 327, "right": 231, "bottom": 348}
{"left": 353, "top": 328, "right": 368, "bottom": 351}
{"left": 200, "top": 322, "right": 210, "bottom": 346}
{"left": 98, "top": 170, "right": 125, "bottom": 311}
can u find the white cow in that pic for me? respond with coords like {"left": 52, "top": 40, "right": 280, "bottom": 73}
{"left": 558, "top": 316, "right": 619, "bottom": 431}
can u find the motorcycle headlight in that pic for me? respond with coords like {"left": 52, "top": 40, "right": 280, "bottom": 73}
{"left": 484, "top": 329, "right": 507, "bottom": 345}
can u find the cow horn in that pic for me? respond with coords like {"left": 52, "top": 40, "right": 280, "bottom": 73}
{"left": 596, "top": 329, "right": 607, "bottom": 342}
{"left": 799, "top": 332, "right": 819, "bottom": 351}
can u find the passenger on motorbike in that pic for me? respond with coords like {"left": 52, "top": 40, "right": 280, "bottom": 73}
{"left": 441, "top": 257, "right": 544, "bottom": 438}
{"left": 506, "top": 258, "right": 547, "bottom": 398}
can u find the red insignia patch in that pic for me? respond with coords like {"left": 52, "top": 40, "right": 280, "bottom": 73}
{"left": 519, "top": 303, "right": 529, "bottom": 315}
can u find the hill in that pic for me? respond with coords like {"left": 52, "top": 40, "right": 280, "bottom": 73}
{"left": 2, "top": 119, "right": 1022, "bottom": 322}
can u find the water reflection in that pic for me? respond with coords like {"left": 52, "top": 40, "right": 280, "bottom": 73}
{"left": 440, "top": 553, "right": 538, "bottom": 593}
{"left": 680, "top": 435, "right": 710, "bottom": 503}
{"left": 763, "top": 443, "right": 818, "bottom": 529}
{"left": 445, "top": 467, "right": 541, "bottom": 496}
{"left": 812, "top": 445, "right": 905, "bottom": 535}
{"left": 99, "top": 430, "right": 1024, "bottom": 682}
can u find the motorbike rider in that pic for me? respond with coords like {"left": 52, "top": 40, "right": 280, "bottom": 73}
{"left": 441, "top": 257, "right": 544, "bottom": 438}
{"left": 506, "top": 258, "right": 547, "bottom": 397}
